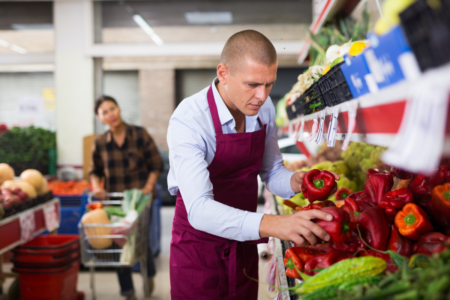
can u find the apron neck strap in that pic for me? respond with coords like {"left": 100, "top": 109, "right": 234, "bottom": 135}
{"left": 207, "top": 85, "right": 223, "bottom": 135}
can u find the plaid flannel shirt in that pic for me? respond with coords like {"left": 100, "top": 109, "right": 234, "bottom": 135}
{"left": 90, "top": 123, "right": 163, "bottom": 193}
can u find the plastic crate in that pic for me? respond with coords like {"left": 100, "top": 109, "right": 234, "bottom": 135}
{"left": 317, "top": 62, "right": 353, "bottom": 106}
{"left": 286, "top": 104, "right": 296, "bottom": 120}
{"left": 400, "top": 0, "right": 450, "bottom": 72}
{"left": 58, "top": 195, "right": 88, "bottom": 234}
{"left": 298, "top": 82, "right": 326, "bottom": 115}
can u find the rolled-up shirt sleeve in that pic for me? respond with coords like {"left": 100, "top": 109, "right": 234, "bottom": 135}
{"left": 167, "top": 117, "right": 264, "bottom": 241}
{"left": 259, "top": 100, "right": 296, "bottom": 199}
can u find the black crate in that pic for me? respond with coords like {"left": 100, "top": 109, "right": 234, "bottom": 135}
{"left": 317, "top": 62, "right": 353, "bottom": 106}
{"left": 286, "top": 104, "right": 296, "bottom": 120}
{"left": 299, "top": 82, "right": 326, "bottom": 115}
{"left": 400, "top": 0, "right": 450, "bottom": 72}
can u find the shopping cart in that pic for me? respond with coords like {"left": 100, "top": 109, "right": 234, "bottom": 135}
{"left": 78, "top": 193, "right": 151, "bottom": 300}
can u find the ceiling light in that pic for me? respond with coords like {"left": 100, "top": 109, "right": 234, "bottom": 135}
{"left": 133, "top": 14, "right": 164, "bottom": 46}
{"left": 185, "top": 12, "right": 233, "bottom": 25}
{"left": 0, "top": 39, "right": 10, "bottom": 48}
{"left": 10, "top": 45, "right": 27, "bottom": 54}
{"left": 12, "top": 24, "right": 53, "bottom": 30}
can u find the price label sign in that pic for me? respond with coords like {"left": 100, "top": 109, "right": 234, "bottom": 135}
{"left": 20, "top": 211, "right": 36, "bottom": 243}
{"left": 43, "top": 202, "right": 59, "bottom": 232}
{"left": 327, "top": 107, "right": 339, "bottom": 147}
{"left": 315, "top": 112, "right": 326, "bottom": 145}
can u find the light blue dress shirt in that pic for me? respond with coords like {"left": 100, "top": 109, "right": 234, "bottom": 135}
{"left": 167, "top": 78, "right": 295, "bottom": 242}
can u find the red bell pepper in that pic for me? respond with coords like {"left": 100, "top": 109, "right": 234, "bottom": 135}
{"left": 330, "top": 230, "right": 366, "bottom": 253}
{"left": 335, "top": 187, "right": 353, "bottom": 200}
{"left": 395, "top": 203, "right": 433, "bottom": 241}
{"left": 379, "top": 188, "right": 414, "bottom": 217}
{"left": 301, "top": 169, "right": 337, "bottom": 203}
{"left": 308, "top": 242, "right": 332, "bottom": 253}
{"left": 431, "top": 183, "right": 450, "bottom": 228}
{"left": 387, "top": 225, "right": 414, "bottom": 258}
{"left": 390, "top": 167, "right": 415, "bottom": 180}
{"left": 341, "top": 197, "right": 360, "bottom": 221}
{"left": 303, "top": 250, "right": 354, "bottom": 275}
{"left": 366, "top": 168, "right": 394, "bottom": 186}
{"left": 86, "top": 202, "right": 103, "bottom": 210}
{"left": 284, "top": 247, "right": 323, "bottom": 279}
{"left": 429, "top": 165, "right": 450, "bottom": 187}
{"left": 409, "top": 174, "right": 432, "bottom": 201}
{"left": 364, "top": 172, "right": 394, "bottom": 206}
{"left": 359, "top": 250, "right": 398, "bottom": 273}
{"left": 415, "top": 232, "right": 450, "bottom": 256}
{"left": 356, "top": 206, "right": 390, "bottom": 250}
{"left": 347, "top": 191, "right": 376, "bottom": 212}
{"left": 314, "top": 207, "right": 355, "bottom": 243}
{"left": 347, "top": 190, "right": 366, "bottom": 200}
{"left": 301, "top": 200, "right": 336, "bottom": 211}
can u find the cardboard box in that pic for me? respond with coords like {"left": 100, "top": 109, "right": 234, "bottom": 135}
{"left": 83, "top": 134, "right": 97, "bottom": 180}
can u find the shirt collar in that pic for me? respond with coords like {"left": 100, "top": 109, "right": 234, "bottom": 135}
{"left": 211, "top": 78, "right": 260, "bottom": 129}
{"left": 106, "top": 122, "right": 130, "bottom": 144}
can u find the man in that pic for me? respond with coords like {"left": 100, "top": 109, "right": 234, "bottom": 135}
{"left": 167, "top": 30, "right": 335, "bottom": 300}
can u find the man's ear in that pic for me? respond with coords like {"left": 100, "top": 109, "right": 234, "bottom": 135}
{"left": 217, "top": 63, "right": 229, "bottom": 85}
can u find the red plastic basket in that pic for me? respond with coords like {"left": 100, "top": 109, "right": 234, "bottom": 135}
{"left": 13, "top": 235, "right": 79, "bottom": 256}
{"left": 13, "top": 259, "right": 79, "bottom": 300}
{"left": 12, "top": 251, "right": 80, "bottom": 268}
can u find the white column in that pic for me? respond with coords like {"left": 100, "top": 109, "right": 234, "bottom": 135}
{"left": 54, "top": 1, "right": 94, "bottom": 168}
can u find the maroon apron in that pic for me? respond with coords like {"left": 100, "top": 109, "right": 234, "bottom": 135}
{"left": 170, "top": 85, "right": 268, "bottom": 300}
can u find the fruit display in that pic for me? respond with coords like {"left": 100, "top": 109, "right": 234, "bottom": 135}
{"left": 282, "top": 158, "right": 450, "bottom": 299}
{"left": 0, "top": 164, "right": 52, "bottom": 220}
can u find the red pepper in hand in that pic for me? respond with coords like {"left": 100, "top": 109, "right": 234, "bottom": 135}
{"left": 303, "top": 250, "right": 354, "bottom": 275}
{"left": 301, "top": 200, "right": 336, "bottom": 211}
{"left": 314, "top": 207, "right": 354, "bottom": 243}
{"left": 86, "top": 202, "right": 103, "bottom": 210}
{"left": 335, "top": 187, "right": 353, "bottom": 200}
{"left": 431, "top": 183, "right": 450, "bottom": 228}
{"left": 330, "top": 230, "right": 366, "bottom": 253}
{"left": 387, "top": 225, "right": 414, "bottom": 258}
{"left": 301, "top": 169, "right": 337, "bottom": 203}
{"left": 364, "top": 172, "right": 394, "bottom": 205}
{"left": 395, "top": 203, "right": 433, "bottom": 241}
{"left": 390, "top": 167, "right": 415, "bottom": 180}
{"left": 356, "top": 206, "right": 390, "bottom": 250}
{"left": 379, "top": 188, "right": 414, "bottom": 217}
{"left": 359, "top": 250, "right": 398, "bottom": 273}
{"left": 284, "top": 247, "right": 323, "bottom": 279}
{"left": 415, "top": 232, "right": 450, "bottom": 255}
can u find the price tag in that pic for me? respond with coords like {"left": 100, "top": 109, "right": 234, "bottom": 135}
{"left": 327, "top": 107, "right": 339, "bottom": 147}
{"left": 297, "top": 119, "right": 305, "bottom": 142}
{"left": 308, "top": 118, "right": 319, "bottom": 142}
{"left": 342, "top": 100, "right": 358, "bottom": 151}
{"left": 315, "top": 111, "right": 326, "bottom": 145}
{"left": 43, "top": 202, "right": 59, "bottom": 232}
{"left": 20, "top": 211, "right": 36, "bottom": 243}
{"left": 383, "top": 74, "right": 450, "bottom": 174}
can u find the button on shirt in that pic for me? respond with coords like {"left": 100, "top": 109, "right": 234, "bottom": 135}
{"left": 167, "top": 79, "right": 295, "bottom": 242}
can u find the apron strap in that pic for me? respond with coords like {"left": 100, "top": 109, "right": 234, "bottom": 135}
{"left": 207, "top": 85, "right": 223, "bottom": 135}
{"left": 257, "top": 117, "right": 263, "bottom": 128}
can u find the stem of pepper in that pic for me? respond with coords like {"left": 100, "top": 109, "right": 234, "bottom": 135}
{"left": 285, "top": 258, "right": 295, "bottom": 270}
{"left": 343, "top": 221, "right": 350, "bottom": 233}
{"left": 341, "top": 192, "right": 348, "bottom": 198}
{"left": 404, "top": 214, "right": 416, "bottom": 225}
{"left": 444, "top": 190, "right": 450, "bottom": 200}
{"left": 313, "top": 179, "right": 325, "bottom": 189}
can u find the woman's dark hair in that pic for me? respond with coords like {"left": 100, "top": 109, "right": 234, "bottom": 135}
{"left": 95, "top": 95, "right": 119, "bottom": 114}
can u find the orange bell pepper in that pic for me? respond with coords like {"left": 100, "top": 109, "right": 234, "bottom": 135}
{"left": 431, "top": 183, "right": 450, "bottom": 228}
{"left": 394, "top": 203, "right": 433, "bottom": 241}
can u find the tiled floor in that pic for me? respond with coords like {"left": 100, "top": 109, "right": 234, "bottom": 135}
{"left": 2, "top": 206, "right": 277, "bottom": 300}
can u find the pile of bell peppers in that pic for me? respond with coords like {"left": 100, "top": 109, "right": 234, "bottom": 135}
{"left": 284, "top": 164, "right": 450, "bottom": 280}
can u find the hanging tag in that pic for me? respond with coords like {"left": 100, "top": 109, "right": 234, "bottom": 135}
{"left": 43, "top": 201, "right": 59, "bottom": 232}
{"left": 327, "top": 107, "right": 339, "bottom": 147}
{"left": 315, "top": 111, "right": 326, "bottom": 145}
{"left": 383, "top": 74, "right": 450, "bottom": 174}
{"left": 308, "top": 118, "right": 319, "bottom": 142}
{"left": 288, "top": 123, "right": 293, "bottom": 138}
{"left": 297, "top": 119, "right": 305, "bottom": 142}
{"left": 20, "top": 210, "right": 36, "bottom": 243}
{"left": 342, "top": 100, "right": 358, "bottom": 151}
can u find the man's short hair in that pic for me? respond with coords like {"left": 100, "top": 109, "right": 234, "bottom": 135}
{"left": 94, "top": 95, "right": 118, "bottom": 115}
{"left": 221, "top": 30, "right": 277, "bottom": 74}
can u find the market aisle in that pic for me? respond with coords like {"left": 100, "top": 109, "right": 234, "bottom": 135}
{"left": 75, "top": 205, "right": 276, "bottom": 300}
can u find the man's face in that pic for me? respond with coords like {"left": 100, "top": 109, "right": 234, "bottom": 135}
{"left": 219, "top": 58, "right": 277, "bottom": 116}
{"left": 97, "top": 100, "right": 122, "bottom": 128}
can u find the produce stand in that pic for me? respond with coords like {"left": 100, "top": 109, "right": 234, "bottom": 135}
{"left": 0, "top": 197, "right": 60, "bottom": 294}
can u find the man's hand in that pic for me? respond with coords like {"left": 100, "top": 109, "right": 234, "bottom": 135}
{"left": 290, "top": 171, "right": 340, "bottom": 194}
{"left": 93, "top": 187, "right": 106, "bottom": 200}
{"left": 259, "top": 210, "right": 333, "bottom": 246}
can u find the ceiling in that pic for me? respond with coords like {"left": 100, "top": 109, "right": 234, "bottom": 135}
{"left": 102, "top": 1, "right": 311, "bottom": 27}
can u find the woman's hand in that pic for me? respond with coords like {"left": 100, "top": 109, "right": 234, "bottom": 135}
{"left": 93, "top": 187, "right": 106, "bottom": 200}
{"left": 259, "top": 210, "right": 333, "bottom": 246}
{"left": 290, "top": 171, "right": 340, "bottom": 194}
{"left": 141, "top": 184, "right": 155, "bottom": 196}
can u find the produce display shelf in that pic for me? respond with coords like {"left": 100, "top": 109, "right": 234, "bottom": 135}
{"left": 287, "top": 63, "right": 450, "bottom": 151}
{"left": 297, "top": 0, "right": 361, "bottom": 64}
{"left": 0, "top": 198, "right": 60, "bottom": 255}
